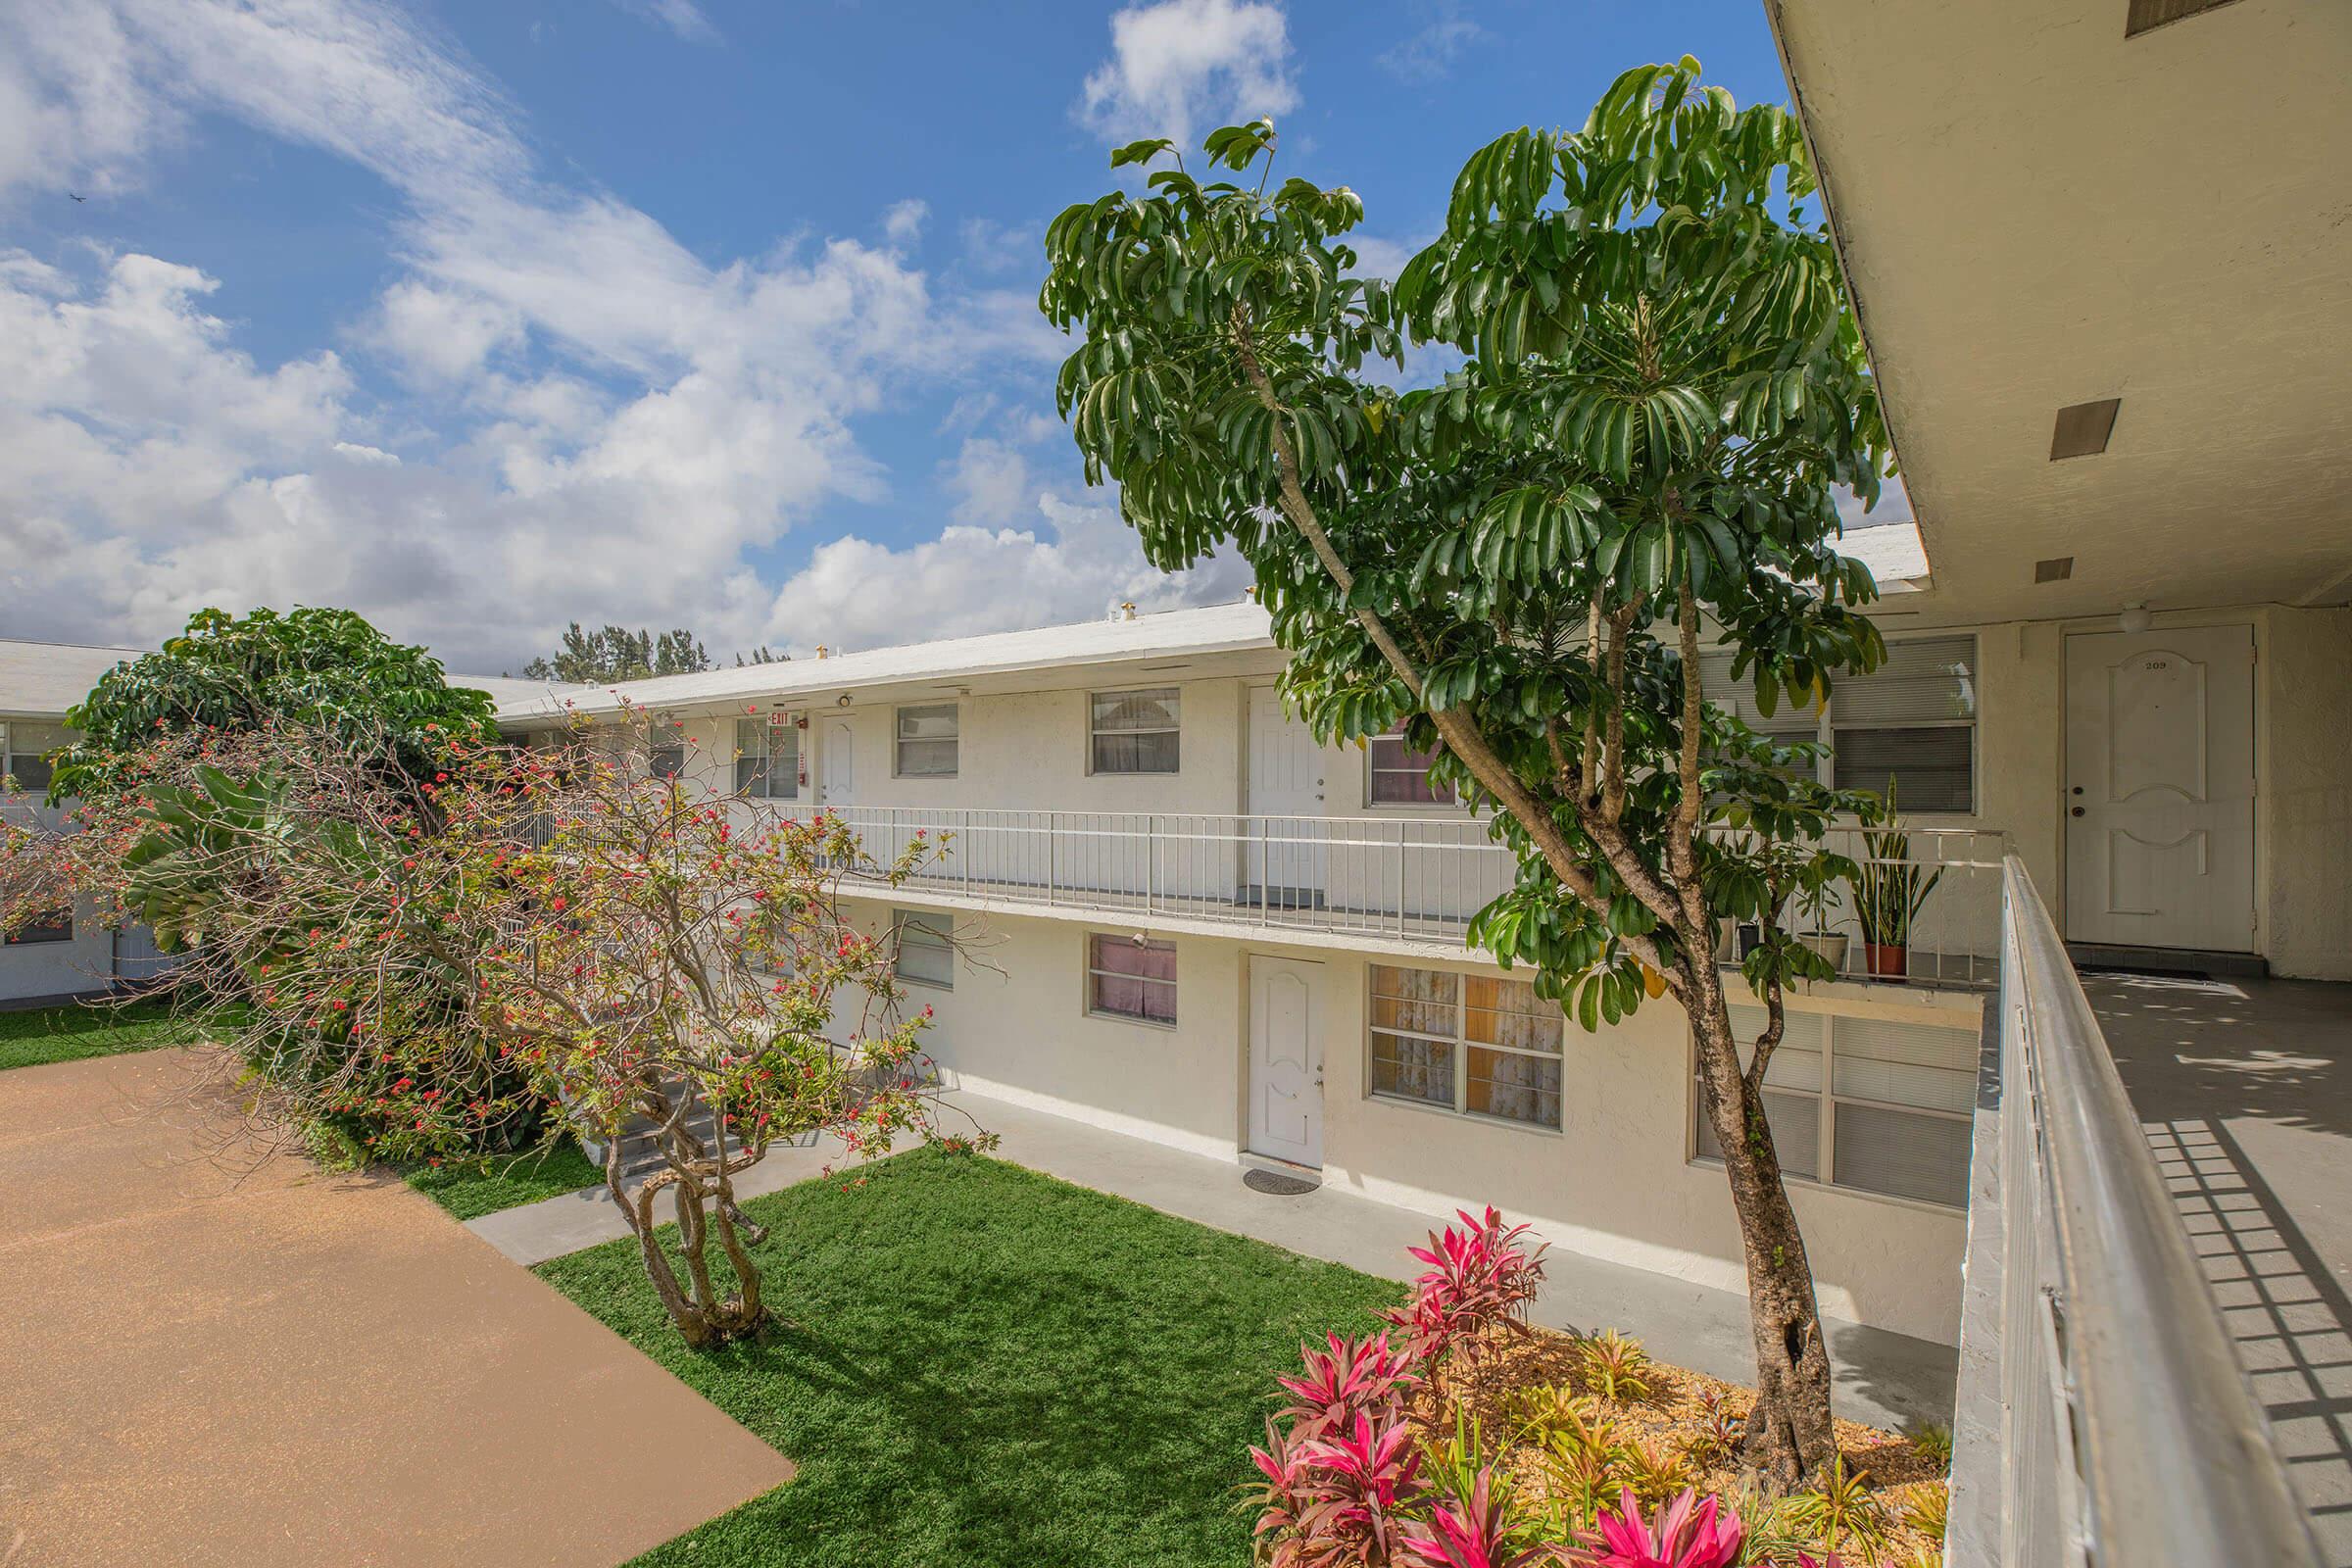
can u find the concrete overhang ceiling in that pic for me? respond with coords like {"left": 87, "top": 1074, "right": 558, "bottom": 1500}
{"left": 1768, "top": 0, "right": 2352, "bottom": 625}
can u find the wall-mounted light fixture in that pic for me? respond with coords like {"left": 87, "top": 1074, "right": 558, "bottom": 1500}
{"left": 835, "top": 693, "right": 852, "bottom": 709}
{"left": 2119, "top": 603, "right": 2152, "bottom": 634}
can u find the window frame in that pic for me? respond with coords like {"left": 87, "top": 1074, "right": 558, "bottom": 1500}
{"left": 4, "top": 907, "right": 74, "bottom": 945}
{"left": 892, "top": 702, "right": 960, "bottom": 779}
{"left": 1365, "top": 963, "right": 1565, "bottom": 1134}
{"left": 1687, "top": 1006, "right": 1975, "bottom": 1212}
{"left": 734, "top": 714, "right": 802, "bottom": 800}
{"left": 1698, "top": 633, "right": 1980, "bottom": 820}
{"left": 1084, "top": 931, "right": 1178, "bottom": 1028}
{"left": 892, "top": 909, "right": 955, "bottom": 991}
{"left": 1365, "top": 725, "right": 1460, "bottom": 808}
{"left": 1086, "top": 687, "right": 1181, "bottom": 776}
{"left": 1, "top": 719, "right": 66, "bottom": 796}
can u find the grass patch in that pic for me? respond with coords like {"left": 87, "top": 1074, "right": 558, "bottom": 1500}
{"left": 0, "top": 999, "right": 198, "bottom": 1070}
{"left": 404, "top": 1138, "right": 604, "bottom": 1220}
{"left": 537, "top": 1147, "right": 1400, "bottom": 1567}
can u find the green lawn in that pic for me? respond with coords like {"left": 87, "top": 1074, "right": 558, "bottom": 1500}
{"left": 0, "top": 999, "right": 199, "bottom": 1070}
{"left": 403, "top": 1137, "right": 605, "bottom": 1220}
{"left": 537, "top": 1148, "right": 1400, "bottom": 1568}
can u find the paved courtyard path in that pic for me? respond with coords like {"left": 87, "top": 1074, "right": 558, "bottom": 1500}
{"left": 0, "top": 1048, "right": 791, "bottom": 1568}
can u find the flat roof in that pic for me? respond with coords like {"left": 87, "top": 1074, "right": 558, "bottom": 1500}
{"left": 0, "top": 639, "right": 147, "bottom": 720}
{"left": 491, "top": 600, "right": 1286, "bottom": 723}
{"left": 494, "top": 523, "right": 1932, "bottom": 724}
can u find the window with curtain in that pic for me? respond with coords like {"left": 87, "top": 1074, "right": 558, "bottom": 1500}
{"left": 1696, "top": 636, "right": 1976, "bottom": 813}
{"left": 1087, "top": 933, "right": 1176, "bottom": 1024}
{"left": 894, "top": 911, "right": 955, "bottom": 989}
{"left": 1368, "top": 725, "right": 1456, "bottom": 806}
{"left": 1089, "top": 688, "right": 1180, "bottom": 774}
{"left": 1369, "top": 964, "right": 1562, "bottom": 1129}
{"left": 894, "top": 704, "right": 959, "bottom": 777}
{"left": 1, "top": 720, "right": 67, "bottom": 795}
{"left": 734, "top": 716, "right": 800, "bottom": 799}
{"left": 1692, "top": 1003, "right": 1974, "bottom": 1206}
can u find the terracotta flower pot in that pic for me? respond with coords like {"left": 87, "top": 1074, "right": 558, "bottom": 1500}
{"left": 1864, "top": 941, "right": 1909, "bottom": 979}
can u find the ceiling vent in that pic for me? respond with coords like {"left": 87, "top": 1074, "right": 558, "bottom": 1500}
{"left": 2127, "top": 0, "right": 2242, "bottom": 38}
{"left": 2050, "top": 399, "right": 2122, "bottom": 460}
{"left": 2035, "top": 557, "right": 2076, "bottom": 584}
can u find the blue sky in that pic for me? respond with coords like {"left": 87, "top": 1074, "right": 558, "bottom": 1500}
{"left": 0, "top": 0, "right": 1880, "bottom": 672}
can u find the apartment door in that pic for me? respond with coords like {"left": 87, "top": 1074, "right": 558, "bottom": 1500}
{"left": 2064, "top": 625, "right": 2255, "bottom": 953}
{"left": 821, "top": 716, "right": 855, "bottom": 806}
{"left": 1248, "top": 956, "right": 1323, "bottom": 1168}
{"left": 1246, "top": 686, "right": 1325, "bottom": 905}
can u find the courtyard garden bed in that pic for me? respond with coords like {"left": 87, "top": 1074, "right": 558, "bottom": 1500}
{"left": 537, "top": 1146, "right": 1401, "bottom": 1567}
{"left": 0, "top": 999, "right": 199, "bottom": 1070}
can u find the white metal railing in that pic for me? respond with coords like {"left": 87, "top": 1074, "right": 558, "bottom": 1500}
{"left": 1946, "top": 857, "right": 2320, "bottom": 1568}
{"left": 786, "top": 805, "right": 2004, "bottom": 976}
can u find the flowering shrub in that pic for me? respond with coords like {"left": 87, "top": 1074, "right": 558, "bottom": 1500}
{"left": 18, "top": 705, "right": 992, "bottom": 1346}
{"left": 1567, "top": 1488, "right": 1743, "bottom": 1568}
{"left": 1381, "top": 1205, "right": 1549, "bottom": 1362}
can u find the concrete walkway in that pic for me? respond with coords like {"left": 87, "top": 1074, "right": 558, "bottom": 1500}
{"left": 2093, "top": 971, "right": 2352, "bottom": 1566}
{"left": 0, "top": 1049, "right": 791, "bottom": 1568}
{"left": 470, "top": 1087, "right": 1959, "bottom": 1433}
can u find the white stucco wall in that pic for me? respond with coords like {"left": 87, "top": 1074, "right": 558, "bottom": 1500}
{"left": 0, "top": 896, "right": 122, "bottom": 1004}
{"left": 848, "top": 895, "right": 1974, "bottom": 1344}
{"left": 1960, "top": 608, "right": 2350, "bottom": 978}
{"left": 2260, "top": 605, "right": 2352, "bottom": 979}
{"left": 843, "top": 896, "right": 1246, "bottom": 1160}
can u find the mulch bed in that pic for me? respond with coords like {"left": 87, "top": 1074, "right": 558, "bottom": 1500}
{"left": 1409, "top": 1322, "right": 1947, "bottom": 1565}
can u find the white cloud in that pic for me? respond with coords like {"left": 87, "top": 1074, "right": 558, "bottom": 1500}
{"left": 1377, "top": 4, "right": 1487, "bottom": 83}
{"left": 759, "top": 492, "right": 1250, "bottom": 655}
{"left": 943, "top": 437, "right": 1031, "bottom": 526}
{"left": 1079, "top": 0, "right": 1298, "bottom": 146}
{"left": 610, "top": 0, "right": 719, "bottom": 45}
{"left": 882, "top": 198, "right": 929, "bottom": 247}
{"left": 957, "top": 216, "right": 1034, "bottom": 277}
{"left": 1837, "top": 472, "right": 1914, "bottom": 527}
{"left": 0, "top": 0, "right": 1082, "bottom": 669}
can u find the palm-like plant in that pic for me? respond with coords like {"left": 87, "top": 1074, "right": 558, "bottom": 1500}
{"left": 1567, "top": 1488, "right": 1744, "bottom": 1568}
{"left": 1844, "top": 780, "right": 1942, "bottom": 972}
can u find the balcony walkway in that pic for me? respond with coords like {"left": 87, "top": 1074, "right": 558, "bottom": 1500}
{"left": 2091, "top": 969, "right": 2352, "bottom": 1565}
{"left": 471, "top": 1082, "right": 1960, "bottom": 1435}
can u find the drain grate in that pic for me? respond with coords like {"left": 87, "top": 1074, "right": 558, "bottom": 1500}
{"left": 1243, "top": 1167, "right": 1319, "bottom": 1197}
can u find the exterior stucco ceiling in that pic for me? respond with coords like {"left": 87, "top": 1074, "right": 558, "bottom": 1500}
{"left": 1769, "top": 0, "right": 2352, "bottom": 624}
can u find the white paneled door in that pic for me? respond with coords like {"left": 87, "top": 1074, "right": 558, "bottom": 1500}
{"left": 822, "top": 717, "right": 855, "bottom": 806}
{"left": 1248, "top": 956, "right": 1323, "bottom": 1168}
{"left": 1246, "top": 686, "right": 1326, "bottom": 899}
{"left": 2064, "top": 625, "right": 2256, "bottom": 952}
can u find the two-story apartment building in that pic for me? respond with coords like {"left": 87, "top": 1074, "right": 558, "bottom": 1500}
{"left": 488, "top": 488, "right": 2352, "bottom": 1349}
{"left": 0, "top": 638, "right": 162, "bottom": 1006}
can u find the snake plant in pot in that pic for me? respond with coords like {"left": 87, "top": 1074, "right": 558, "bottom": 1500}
{"left": 1845, "top": 781, "right": 1942, "bottom": 979}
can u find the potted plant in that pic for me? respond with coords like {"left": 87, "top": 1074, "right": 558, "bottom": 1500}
{"left": 1792, "top": 865, "right": 1849, "bottom": 974}
{"left": 1844, "top": 780, "right": 1942, "bottom": 980}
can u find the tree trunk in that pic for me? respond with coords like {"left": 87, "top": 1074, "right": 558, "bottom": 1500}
{"left": 1688, "top": 965, "right": 1838, "bottom": 1483}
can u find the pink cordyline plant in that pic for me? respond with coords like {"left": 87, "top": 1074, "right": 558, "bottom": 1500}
{"left": 1397, "top": 1465, "right": 1559, "bottom": 1568}
{"left": 1250, "top": 1408, "right": 1425, "bottom": 1568}
{"left": 1381, "top": 1205, "right": 1549, "bottom": 1362}
{"left": 1276, "top": 1330, "right": 1424, "bottom": 1440}
{"left": 1566, "top": 1488, "right": 1743, "bottom": 1568}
